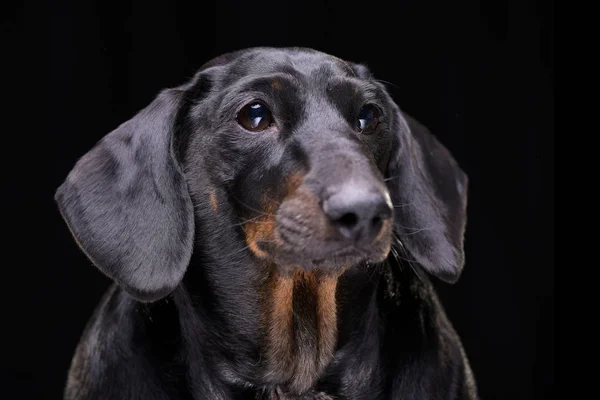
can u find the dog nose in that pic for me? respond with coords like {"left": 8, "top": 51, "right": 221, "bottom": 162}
{"left": 322, "top": 183, "right": 393, "bottom": 243}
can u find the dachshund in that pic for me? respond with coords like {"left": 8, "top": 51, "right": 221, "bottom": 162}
{"left": 55, "top": 47, "right": 478, "bottom": 399}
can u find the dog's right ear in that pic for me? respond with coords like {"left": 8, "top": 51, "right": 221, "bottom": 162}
{"left": 55, "top": 86, "right": 195, "bottom": 302}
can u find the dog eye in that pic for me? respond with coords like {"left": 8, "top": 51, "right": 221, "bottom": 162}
{"left": 357, "top": 104, "right": 380, "bottom": 135}
{"left": 237, "top": 102, "right": 273, "bottom": 132}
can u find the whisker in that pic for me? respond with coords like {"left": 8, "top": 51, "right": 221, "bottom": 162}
{"left": 399, "top": 227, "right": 434, "bottom": 235}
{"left": 230, "top": 215, "right": 275, "bottom": 227}
{"left": 228, "top": 243, "right": 253, "bottom": 257}
{"left": 392, "top": 203, "right": 414, "bottom": 208}
{"left": 383, "top": 175, "right": 401, "bottom": 182}
{"left": 394, "top": 222, "right": 442, "bottom": 234}
{"left": 375, "top": 79, "right": 401, "bottom": 90}
{"left": 227, "top": 237, "right": 278, "bottom": 258}
{"left": 391, "top": 233, "right": 424, "bottom": 282}
{"left": 229, "top": 193, "right": 280, "bottom": 218}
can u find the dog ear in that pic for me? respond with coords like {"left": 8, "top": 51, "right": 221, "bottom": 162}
{"left": 386, "top": 108, "right": 469, "bottom": 284}
{"left": 55, "top": 87, "right": 195, "bottom": 302}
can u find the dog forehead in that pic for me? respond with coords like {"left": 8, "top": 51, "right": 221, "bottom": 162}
{"left": 204, "top": 47, "right": 356, "bottom": 83}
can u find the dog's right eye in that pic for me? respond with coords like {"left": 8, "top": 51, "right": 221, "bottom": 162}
{"left": 237, "top": 102, "right": 273, "bottom": 132}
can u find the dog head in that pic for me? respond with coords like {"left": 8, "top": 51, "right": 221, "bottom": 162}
{"left": 55, "top": 47, "right": 468, "bottom": 302}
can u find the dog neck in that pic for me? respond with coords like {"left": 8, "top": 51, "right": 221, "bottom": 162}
{"left": 179, "top": 252, "right": 353, "bottom": 394}
{"left": 177, "top": 249, "right": 387, "bottom": 398}
{"left": 261, "top": 268, "right": 340, "bottom": 394}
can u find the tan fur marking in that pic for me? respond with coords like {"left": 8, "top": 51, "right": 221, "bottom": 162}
{"left": 285, "top": 171, "right": 306, "bottom": 198}
{"left": 244, "top": 170, "right": 307, "bottom": 258}
{"left": 271, "top": 78, "right": 283, "bottom": 90}
{"left": 265, "top": 270, "right": 295, "bottom": 382}
{"left": 245, "top": 217, "right": 275, "bottom": 258}
{"left": 246, "top": 236, "right": 270, "bottom": 258}
{"left": 252, "top": 168, "right": 344, "bottom": 389}
{"left": 209, "top": 190, "right": 218, "bottom": 213}
{"left": 316, "top": 275, "right": 339, "bottom": 369}
{"left": 263, "top": 268, "right": 341, "bottom": 392}
{"left": 244, "top": 199, "right": 277, "bottom": 258}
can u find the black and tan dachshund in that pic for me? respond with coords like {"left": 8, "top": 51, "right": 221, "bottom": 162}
{"left": 55, "top": 47, "right": 478, "bottom": 399}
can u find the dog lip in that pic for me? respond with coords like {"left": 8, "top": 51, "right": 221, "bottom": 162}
{"left": 329, "top": 245, "right": 365, "bottom": 258}
{"left": 276, "top": 222, "right": 386, "bottom": 255}
{"left": 277, "top": 217, "right": 312, "bottom": 238}
{"left": 310, "top": 246, "right": 365, "bottom": 263}
{"left": 288, "top": 242, "right": 369, "bottom": 265}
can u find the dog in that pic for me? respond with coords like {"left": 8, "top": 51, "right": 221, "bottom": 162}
{"left": 55, "top": 47, "right": 478, "bottom": 399}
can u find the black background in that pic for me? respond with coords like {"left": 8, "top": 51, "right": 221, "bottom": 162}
{"left": 4, "top": 1, "right": 553, "bottom": 399}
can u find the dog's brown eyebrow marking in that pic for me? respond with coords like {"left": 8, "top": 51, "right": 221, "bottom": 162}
{"left": 271, "top": 78, "right": 283, "bottom": 91}
{"left": 209, "top": 190, "right": 219, "bottom": 213}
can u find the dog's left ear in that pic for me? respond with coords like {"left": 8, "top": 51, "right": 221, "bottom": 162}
{"left": 386, "top": 108, "right": 469, "bottom": 284}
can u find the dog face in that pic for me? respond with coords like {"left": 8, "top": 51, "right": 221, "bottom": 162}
{"left": 182, "top": 49, "right": 396, "bottom": 276}
{"left": 55, "top": 47, "right": 468, "bottom": 302}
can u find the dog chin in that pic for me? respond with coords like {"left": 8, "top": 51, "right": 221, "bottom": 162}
{"left": 266, "top": 246, "right": 390, "bottom": 275}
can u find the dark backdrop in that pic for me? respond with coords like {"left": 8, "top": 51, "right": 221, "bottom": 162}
{"left": 4, "top": 1, "right": 553, "bottom": 399}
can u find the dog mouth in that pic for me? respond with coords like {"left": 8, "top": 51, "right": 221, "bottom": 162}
{"left": 251, "top": 217, "right": 392, "bottom": 272}
{"left": 308, "top": 247, "right": 370, "bottom": 269}
{"left": 257, "top": 240, "right": 378, "bottom": 273}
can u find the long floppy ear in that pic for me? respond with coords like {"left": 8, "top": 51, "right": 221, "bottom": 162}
{"left": 386, "top": 108, "right": 469, "bottom": 284}
{"left": 55, "top": 88, "right": 195, "bottom": 302}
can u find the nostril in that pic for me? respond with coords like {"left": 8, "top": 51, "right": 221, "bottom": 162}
{"left": 335, "top": 212, "right": 360, "bottom": 240}
{"left": 337, "top": 212, "right": 359, "bottom": 228}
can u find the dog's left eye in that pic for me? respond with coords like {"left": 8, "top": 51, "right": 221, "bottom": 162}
{"left": 357, "top": 104, "right": 380, "bottom": 135}
{"left": 237, "top": 102, "right": 273, "bottom": 132}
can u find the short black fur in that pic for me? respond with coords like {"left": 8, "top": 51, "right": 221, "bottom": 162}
{"left": 56, "top": 47, "right": 478, "bottom": 400}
